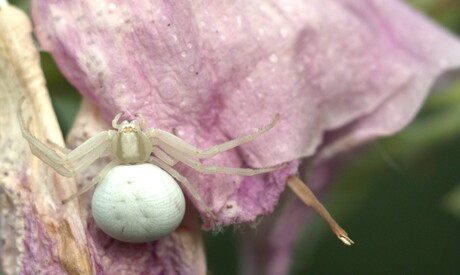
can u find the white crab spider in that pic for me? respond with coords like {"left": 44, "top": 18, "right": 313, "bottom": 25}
{"left": 18, "top": 107, "right": 283, "bottom": 243}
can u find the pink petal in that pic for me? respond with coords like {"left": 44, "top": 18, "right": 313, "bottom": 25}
{"left": 238, "top": 1, "right": 460, "bottom": 274}
{"left": 31, "top": 0, "right": 460, "bottom": 242}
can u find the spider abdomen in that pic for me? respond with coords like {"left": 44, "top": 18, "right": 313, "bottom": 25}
{"left": 91, "top": 163, "right": 186, "bottom": 243}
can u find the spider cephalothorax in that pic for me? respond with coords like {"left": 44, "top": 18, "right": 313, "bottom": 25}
{"left": 112, "top": 113, "right": 152, "bottom": 164}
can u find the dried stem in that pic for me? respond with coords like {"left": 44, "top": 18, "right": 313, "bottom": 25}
{"left": 286, "top": 175, "right": 354, "bottom": 245}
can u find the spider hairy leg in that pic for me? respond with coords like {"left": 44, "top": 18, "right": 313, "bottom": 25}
{"left": 162, "top": 144, "right": 286, "bottom": 176}
{"left": 148, "top": 114, "right": 280, "bottom": 159}
{"left": 149, "top": 156, "right": 217, "bottom": 220}
{"left": 195, "top": 114, "right": 280, "bottom": 159}
{"left": 183, "top": 159, "right": 286, "bottom": 176}
{"left": 18, "top": 112, "right": 77, "bottom": 176}
{"left": 17, "top": 100, "right": 115, "bottom": 177}
{"left": 46, "top": 139, "right": 71, "bottom": 154}
{"left": 152, "top": 147, "right": 178, "bottom": 166}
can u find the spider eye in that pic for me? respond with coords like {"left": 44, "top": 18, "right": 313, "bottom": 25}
{"left": 122, "top": 126, "right": 135, "bottom": 133}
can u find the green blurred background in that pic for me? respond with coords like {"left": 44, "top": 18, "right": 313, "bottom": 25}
{"left": 8, "top": 0, "right": 460, "bottom": 274}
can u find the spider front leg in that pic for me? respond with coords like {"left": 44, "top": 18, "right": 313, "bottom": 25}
{"left": 147, "top": 114, "right": 280, "bottom": 159}
{"left": 149, "top": 156, "right": 216, "bottom": 220}
{"left": 18, "top": 107, "right": 115, "bottom": 177}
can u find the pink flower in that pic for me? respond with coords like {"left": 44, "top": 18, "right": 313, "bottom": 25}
{"left": 2, "top": 0, "right": 460, "bottom": 274}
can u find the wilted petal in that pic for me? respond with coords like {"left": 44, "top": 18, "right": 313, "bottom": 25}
{"left": 241, "top": 1, "right": 460, "bottom": 273}
{"left": 31, "top": 0, "right": 460, "bottom": 242}
{"left": 316, "top": 0, "right": 460, "bottom": 162}
{"left": 32, "top": 0, "right": 304, "bottom": 226}
{"left": 0, "top": 4, "right": 92, "bottom": 274}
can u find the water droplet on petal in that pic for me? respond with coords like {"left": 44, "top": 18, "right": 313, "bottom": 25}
{"left": 108, "top": 3, "right": 116, "bottom": 11}
{"left": 269, "top": 54, "right": 278, "bottom": 63}
{"left": 236, "top": 15, "right": 242, "bottom": 28}
{"left": 280, "top": 28, "right": 288, "bottom": 38}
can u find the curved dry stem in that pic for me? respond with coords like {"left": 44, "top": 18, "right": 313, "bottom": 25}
{"left": 286, "top": 175, "right": 354, "bottom": 246}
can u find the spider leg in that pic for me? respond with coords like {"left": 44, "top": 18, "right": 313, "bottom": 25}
{"left": 46, "top": 138, "right": 111, "bottom": 173}
{"left": 18, "top": 107, "right": 115, "bottom": 177}
{"left": 46, "top": 139, "right": 71, "bottom": 154}
{"left": 182, "top": 158, "right": 285, "bottom": 176}
{"left": 147, "top": 114, "right": 279, "bottom": 159}
{"left": 28, "top": 145, "right": 80, "bottom": 177}
{"left": 149, "top": 156, "right": 216, "bottom": 220}
{"left": 161, "top": 145, "right": 286, "bottom": 176}
{"left": 62, "top": 160, "right": 119, "bottom": 203}
{"left": 25, "top": 130, "right": 113, "bottom": 176}
{"left": 152, "top": 147, "right": 178, "bottom": 166}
